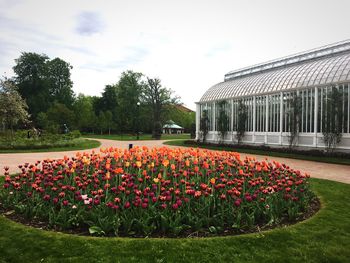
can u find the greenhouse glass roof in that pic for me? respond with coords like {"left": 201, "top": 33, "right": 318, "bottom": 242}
{"left": 200, "top": 40, "right": 350, "bottom": 102}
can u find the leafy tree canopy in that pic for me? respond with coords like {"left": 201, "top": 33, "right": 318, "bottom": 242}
{"left": 73, "top": 94, "right": 97, "bottom": 133}
{"left": 46, "top": 58, "right": 75, "bottom": 107}
{"left": 0, "top": 79, "right": 30, "bottom": 132}
{"left": 116, "top": 71, "right": 145, "bottom": 132}
{"left": 141, "top": 78, "right": 180, "bottom": 138}
{"left": 12, "top": 52, "right": 75, "bottom": 121}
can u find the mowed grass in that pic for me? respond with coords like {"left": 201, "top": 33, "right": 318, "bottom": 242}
{"left": 0, "top": 177, "right": 349, "bottom": 263}
{"left": 164, "top": 140, "right": 350, "bottom": 166}
{"left": 0, "top": 139, "right": 101, "bottom": 153}
{"left": 84, "top": 133, "right": 191, "bottom": 141}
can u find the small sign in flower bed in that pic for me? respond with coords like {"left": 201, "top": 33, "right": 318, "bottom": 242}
{"left": 1, "top": 147, "right": 317, "bottom": 237}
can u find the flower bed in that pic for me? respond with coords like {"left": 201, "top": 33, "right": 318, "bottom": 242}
{"left": 1, "top": 147, "right": 316, "bottom": 237}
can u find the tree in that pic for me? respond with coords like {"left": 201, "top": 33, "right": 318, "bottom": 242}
{"left": 142, "top": 78, "right": 180, "bottom": 139}
{"left": 13, "top": 52, "right": 75, "bottom": 122}
{"left": 199, "top": 109, "right": 209, "bottom": 143}
{"left": 164, "top": 105, "right": 195, "bottom": 132}
{"left": 98, "top": 111, "right": 107, "bottom": 134}
{"left": 287, "top": 94, "right": 302, "bottom": 149}
{"left": 217, "top": 100, "right": 229, "bottom": 143}
{"left": 36, "top": 112, "right": 49, "bottom": 130}
{"left": 73, "top": 94, "right": 97, "bottom": 133}
{"left": 115, "top": 71, "right": 144, "bottom": 133}
{"left": 235, "top": 100, "right": 247, "bottom": 144}
{"left": 97, "top": 85, "right": 118, "bottom": 113}
{"left": 46, "top": 102, "right": 75, "bottom": 133}
{"left": 105, "top": 110, "right": 113, "bottom": 135}
{"left": 322, "top": 87, "right": 343, "bottom": 152}
{"left": 13, "top": 52, "right": 50, "bottom": 119}
{"left": 46, "top": 58, "right": 75, "bottom": 108}
{"left": 0, "top": 79, "right": 30, "bottom": 135}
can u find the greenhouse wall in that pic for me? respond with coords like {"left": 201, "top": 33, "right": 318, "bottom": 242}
{"left": 197, "top": 40, "right": 350, "bottom": 150}
{"left": 197, "top": 83, "right": 350, "bottom": 150}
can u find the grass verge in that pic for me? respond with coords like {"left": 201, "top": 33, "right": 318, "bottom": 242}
{"left": 0, "top": 177, "right": 349, "bottom": 262}
{"left": 164, "top": 140, "right": 350, "bottom": 166}
{"left": 84, "top": 133, "right": 191, "bottom": 141}
{"left": 0, "top": 139, "right": 101, "bottom": 153}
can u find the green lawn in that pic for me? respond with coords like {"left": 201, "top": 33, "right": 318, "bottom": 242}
{"left": 0, "top": 139, "right": 101, "bottom": 153}
{"left": 84, "top": 133, "right": 191, "bottom": 141}
{"left": 164, "top": 140, "right": 350, "bottom": 166}
{"left": 0, "top": 177, "right": 349, "bottom": 262}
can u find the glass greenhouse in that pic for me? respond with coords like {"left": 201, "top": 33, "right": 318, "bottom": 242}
{"left": 196, "top": 40, "right": 350, "bottom": 149}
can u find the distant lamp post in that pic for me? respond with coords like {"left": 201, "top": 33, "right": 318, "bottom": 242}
{"left": 136, "top": 102, "right": 140, "bottom": 140}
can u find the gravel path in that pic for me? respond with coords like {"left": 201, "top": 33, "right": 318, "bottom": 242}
{"left": 0, "top": 138, "right": 349, "bottom": 184}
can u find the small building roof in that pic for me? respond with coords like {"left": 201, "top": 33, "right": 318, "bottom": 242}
{"left": 163, "top": 122, "right": 184, "bottom": 129}
{"left": 175, "top": 104, "right": 195, "bottom": 113}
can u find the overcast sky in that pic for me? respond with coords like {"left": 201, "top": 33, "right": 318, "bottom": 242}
{"left": 1, "top": 0, "right": 350, "bottom": 110}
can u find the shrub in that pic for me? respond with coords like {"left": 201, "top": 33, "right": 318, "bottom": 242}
{"left": 235, "top": 100, "right": 247, "bottom": 144}
{"left": 1, "top": 147, "right": 315, "bottom": 237}
{"left": 0, "top": 130, "right": 83, "bottom": 150}
{"left": 199, "top": 110, "right": 209, "bottom": 143}
{"left": 64, "top": 130, "right": 81, "bottom": 140}
{"left": 183, "top": 140, "right": 350, "bottom": 160}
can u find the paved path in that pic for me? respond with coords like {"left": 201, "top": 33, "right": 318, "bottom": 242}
{"left": 0, "top": 138, "right": 349, "bottom": 184}
{"left": 238, "top": 153, "right": 350, "bottom": 184}
{"left": 0, "top": 139, "right": 166, "bottom": 175}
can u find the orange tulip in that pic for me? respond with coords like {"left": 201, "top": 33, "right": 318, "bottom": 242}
{"left": 115, "top": 167, "right": 124, "bottom": 174}
{"left": 162, "top": 159, "right": 169, "bottom": 167}
{"left": 203, "top": 162, "right": 209, "bottom": 169}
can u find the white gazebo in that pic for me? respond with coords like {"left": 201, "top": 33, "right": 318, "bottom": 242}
{"left": 163, "top": 120, "right": 184, "bottom": 134}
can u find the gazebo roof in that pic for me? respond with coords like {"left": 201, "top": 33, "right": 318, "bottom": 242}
{"left": 163, "top": 123, "right": 184, "bottom": 129}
